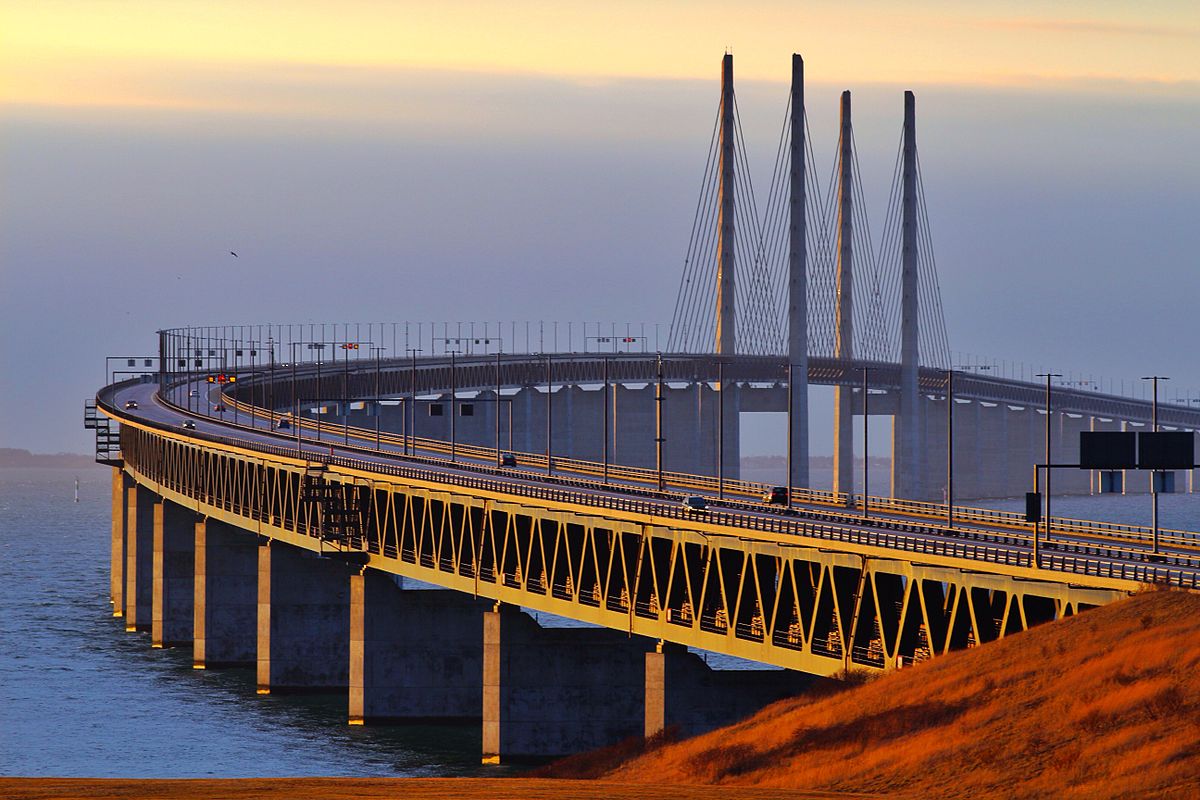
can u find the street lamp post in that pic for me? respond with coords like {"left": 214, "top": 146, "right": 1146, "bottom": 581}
{"left": 449, "top": 349, "right": 460, "bottom": 462}
{"left": 786, "top": 362, "right": 794, "bottom": 511}
{"left": 603, "top": 355, "right": 610, "bottom": 484}
{"left": 545, "top": 353, "right": 553, "bottom": 476}
{"left": 717, "top": 358, "right": 725, "bottom": 500}
{"left": 372, "top": 345, "right": 385, "bottom": 451}
{"left": 656, "top": 352, "right": 665, "bottom": 492}
{"left": 315, "top": 348, "right": 323, "bottom": 443}
{"left": 343, "top": 340, "right": 351, "bottom": 446}
{"left": 1142, "top": 375, "right": 1169, "bottom": 555}
{"left": 947, "top": 368, "right": 954, "bottom": 529}
{"left": 406, "top": 348, "right": 421, "bottom": 456}
{"left": 1035, "top": 372, "right": 1062, "bottom": 565}
{"left": 862, "top": 365, "right": 869, "bottom": 518}
{"left": 495, "top": 351, "right": 502, "bottom": 465}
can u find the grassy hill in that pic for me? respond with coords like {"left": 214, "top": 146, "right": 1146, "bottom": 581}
{"left": 603, "top": 588, "right": 1200, "bottom": 799}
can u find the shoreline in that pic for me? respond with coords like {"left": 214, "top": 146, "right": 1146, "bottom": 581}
{"left": 0, "top": 777, "right": 881, "bottom": 800}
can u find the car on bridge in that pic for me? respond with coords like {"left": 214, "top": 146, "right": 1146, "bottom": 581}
{"left": 181, "top": 420, "right": 195, "bottom": 430}
{"left": 763, "top": 486, "right": 789, "bottom": 505}
{"left": 682, "top": 495, "right": 708, "bottom": 512}
{"left": 213, "top": 404, "right": 226, "bottom": 413}
{"left": 500, "top": 452, "right": 518, "bottom": 467}
{"left": 275, "top": 417, "right": 290, "bottom": 430}
{"left": 124, "top": 400, "right": 138, "bottom": 410}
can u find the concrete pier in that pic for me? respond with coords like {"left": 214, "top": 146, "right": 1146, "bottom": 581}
{"left": 151, "top": 500, "right": 195, "bottom": 648}
{"left": 349, "top": 574, "right": 489, "bottom": 724}
{"left": 110, "top": 470, "right": 130, "bottom": 616}
{"left": 123, "top": 483, "right": 155, "bottom": 631}
{"left": 645, "top": 643, "right": 810, "bottom": 739}
{"left": 193, "top": 518, "right": 258, "bottom": 667}
{"left": 257, "top": 542, "right": 353, "bottom": 693}
{"left": 483, "top": 606, "right": 655, "bottom": 763}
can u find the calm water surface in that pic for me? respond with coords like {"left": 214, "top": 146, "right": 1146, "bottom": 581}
{"left": 0, "top": 467, "right": 484, "bottom": 778}
{"left": 2, "top": 466, "right": 1196, "bottom": 777}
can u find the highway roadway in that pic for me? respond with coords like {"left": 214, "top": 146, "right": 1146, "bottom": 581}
{"left": 102, "top": 376, "right": 1200, "bottom": 590}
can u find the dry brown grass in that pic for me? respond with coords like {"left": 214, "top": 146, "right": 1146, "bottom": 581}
{"left": 0, "top": 777, "right": 883, "bottom": 800}
{"left": 608, "top": 590, "right": 1200, "bottom": 800}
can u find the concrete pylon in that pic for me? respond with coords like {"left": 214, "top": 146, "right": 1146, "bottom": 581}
{"left": 787, "top": 53, "right": 810, "bottom": 490}
{"left": 832, "top": 91, "right": 855, "bottom": 495}
{"left": 893, "top": 90, "right": 922, "bottom": 500}
{"left": 715, "top": 53, "right": 736, "bottom": 355}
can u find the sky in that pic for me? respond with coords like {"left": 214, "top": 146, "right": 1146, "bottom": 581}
{"left": 2, "top": 1, "right": 1198, "bottom": 455}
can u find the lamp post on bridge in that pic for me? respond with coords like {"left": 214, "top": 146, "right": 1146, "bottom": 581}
{"left": 656, "top": 352, "right": 665, "bottom": 492}
{"left": 449, "top": 348, "right": 461, "bottom": 462}
{"left": 603, "top": 355, "right": 610, "bottom": 485}
{"left": 1141, "top": 375, "right": 1169, "bottom": 555}
{"left": 1034, "top": 372, "right": 1062, "bottom": 567}
{"left": 544, "top": 353, "right": 553, "bottom": 476}
{"left": 861, "top": 365, "right": 869, "bottom": 519}
{"left": 495, "top": 351, "right": 503, "bottom": 466}
{"left": 406, "top": 347, "right": 422, "bottom": 456}
{"left": 370, "top": 345, "right": 386, "bottom": 452}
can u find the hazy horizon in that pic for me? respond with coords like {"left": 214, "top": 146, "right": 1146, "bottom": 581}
{"left": 3, "top": 2, "right": 1198, "bottom": 455}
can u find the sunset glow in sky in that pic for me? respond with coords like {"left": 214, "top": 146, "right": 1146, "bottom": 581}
{"left": 2, "top": 1, "right": 1198, "bottom": 454}
{"left": 6, "top": 1, "right": 1199, "bottom": 111}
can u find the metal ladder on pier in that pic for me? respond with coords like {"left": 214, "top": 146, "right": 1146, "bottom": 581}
{"left": 83, "top": 399, "right": 123, "bottom": 466}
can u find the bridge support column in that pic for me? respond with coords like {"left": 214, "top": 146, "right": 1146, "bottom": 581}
{"left": 644, "top": 643, "right": 810, "bottom": 740}
{"left": 257, "top": 542, "right": 353, "bottom": 693}
{"left": 193, "top": 518, "right": 258, "bottom": 668}
{"left": 483, "top": 606, "right": 654, "bottom": 763}
{"left": 349, "top": 574, "right": 488, "bottom": 724}
{"left": 123, "top": 483, "right": 155, "bottom": 631}
{"left": 110, "top": 470, "right": 131, "bottom": 617}
{"left": 152, "top": 500, "right": 195, "bottom": 648}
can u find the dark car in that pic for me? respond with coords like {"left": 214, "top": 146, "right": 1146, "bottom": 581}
{"left": 499, "top": 452, "right": 517, "bottom": 467}
{"left": 124, "top": 400, "right": 138, "bottom": 410}
{"left": 682, "top": 495, "right": 709, "bottom": 512}
{"left": 275, "top": 417, "right": 291, "bottom": 430}
{"left": 213, "top": 404, "right": 226, "bottom": 413}
{"left": 181, "top": 419, "right": 196, "bottom": 430}
{"left": 763, "top": 486, "right": 788, "bottom": 505}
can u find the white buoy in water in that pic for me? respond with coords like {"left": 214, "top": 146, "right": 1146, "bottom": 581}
{"left": 75, "top": 476, "right": 79, "bottom": 503}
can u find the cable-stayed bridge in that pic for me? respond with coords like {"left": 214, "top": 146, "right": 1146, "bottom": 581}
{"left": 88, "top": 53, "right": 1198, "bottom": 763}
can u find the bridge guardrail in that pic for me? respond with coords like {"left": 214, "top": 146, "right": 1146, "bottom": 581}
{"left": 99, "top": 385, "right": 1200, "bottom": 591}
{"left": 219, "top": 386, "right": 1199, "bottom": 552}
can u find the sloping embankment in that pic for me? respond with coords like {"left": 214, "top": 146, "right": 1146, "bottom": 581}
{"left": 603, "top": 589, "right": 1200, "bottom": 799}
